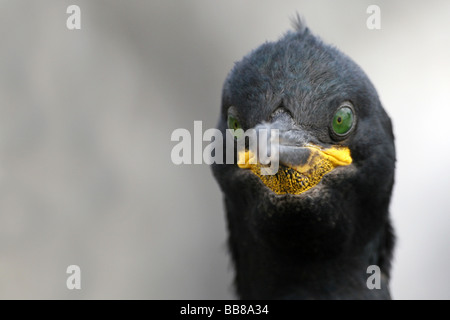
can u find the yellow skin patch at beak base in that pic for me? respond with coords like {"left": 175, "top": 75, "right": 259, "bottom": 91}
{"left": 237, "top": 145, "right": 352, "bottom": 195}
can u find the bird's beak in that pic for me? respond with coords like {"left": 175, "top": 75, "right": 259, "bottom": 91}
{"left": 236, "top": 109, "right": 352, "bottom": 195}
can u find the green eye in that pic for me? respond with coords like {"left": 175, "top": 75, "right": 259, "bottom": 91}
{"left": 228, "top": 114, "right": 241, "bottom": 130}
{"left": 332, "top": 105, "right": 354, "bottom": 136}
{"left": 227, "top": 107, "right": 244, "bottom": 139}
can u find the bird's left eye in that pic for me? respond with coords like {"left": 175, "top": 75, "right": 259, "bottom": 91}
{"left": 227, "top": 107, "right": 244, "bottom": 140}
{"left": 332, "top": 104, "right": 355, "bottom": 137}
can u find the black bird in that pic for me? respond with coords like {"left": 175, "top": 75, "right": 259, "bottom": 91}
{"left": 212, "top": 18, "right": 396, "bottom": 299}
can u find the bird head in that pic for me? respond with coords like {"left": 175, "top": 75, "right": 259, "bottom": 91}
{"left": 211, "top": 19, "right": 395, "bottom": 297}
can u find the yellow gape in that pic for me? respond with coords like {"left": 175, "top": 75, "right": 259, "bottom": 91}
{"left": 238, "top": 145, "right": 352, "bottom": 195}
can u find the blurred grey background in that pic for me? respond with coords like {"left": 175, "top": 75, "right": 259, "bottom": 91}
{"left": 0, "top": 0, "right": 449, "bottom": 299}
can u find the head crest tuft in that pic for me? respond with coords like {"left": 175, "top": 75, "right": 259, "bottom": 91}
{"left": 291, "top": 13, "right": 307, "bottom": 35}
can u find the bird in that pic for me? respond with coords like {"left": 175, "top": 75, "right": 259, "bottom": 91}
{"left": 211, "top": 16, "right": 396, "bottom": 300}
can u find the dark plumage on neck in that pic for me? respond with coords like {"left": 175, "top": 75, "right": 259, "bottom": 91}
{"left": 225, "top": 193, "right": 394, "bottom": 299}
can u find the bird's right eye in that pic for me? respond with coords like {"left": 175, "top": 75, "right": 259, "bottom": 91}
{"left": 227, "top": 108, "right": 244, "bottom": 140}
{"left": 331, "top": 102, "right": 355, "bottom": 139}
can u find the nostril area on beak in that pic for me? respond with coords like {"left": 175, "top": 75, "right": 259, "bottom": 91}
{"left": 279, "top": 145, "right": 312, "bottom": 168}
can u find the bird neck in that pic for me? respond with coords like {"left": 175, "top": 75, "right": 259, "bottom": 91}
{"left": 226, "top": 205, "right": 392, "bottom": 299}
{"left": 231, "top": 239, "right": 390, "bottom": 299}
